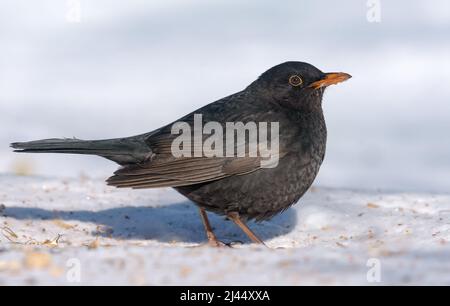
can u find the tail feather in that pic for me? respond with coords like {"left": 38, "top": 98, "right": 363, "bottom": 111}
{"left": 11, "top": 137, "right": 151, "bottom": 165}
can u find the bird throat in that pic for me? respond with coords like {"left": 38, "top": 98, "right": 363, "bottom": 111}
{"left": 278, "top": 89, "right": 324, "bottom": 113}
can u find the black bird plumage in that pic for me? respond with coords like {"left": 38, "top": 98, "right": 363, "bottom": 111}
{"left": 11, "top": 62, "right": 351, "bottom": 246}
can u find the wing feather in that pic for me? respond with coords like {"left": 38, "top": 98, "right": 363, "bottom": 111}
{"left": 107, "top": 92, "right": 284, "bottom": 189}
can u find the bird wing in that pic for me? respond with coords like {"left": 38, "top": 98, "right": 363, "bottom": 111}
{"left": 106, "top": 156, "right": 265, "bottom": 189}
{"left": 107, "top": 92, "right": 283, "bottom": 189}
{"left": 106, "top": 129, "right": 280, "bottom": 188}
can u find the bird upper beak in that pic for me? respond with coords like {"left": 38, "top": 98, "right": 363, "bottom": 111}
{"left": 309, "top": 72, "right": 352, "bottom": 89}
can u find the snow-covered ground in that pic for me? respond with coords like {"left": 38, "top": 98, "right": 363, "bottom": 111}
{"left": 1, "top": 174, "right": 449, "bottom": 285}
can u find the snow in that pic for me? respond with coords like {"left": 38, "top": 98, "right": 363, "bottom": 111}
{"left": 1, "top": 174, "right": 449, "bottom": 285}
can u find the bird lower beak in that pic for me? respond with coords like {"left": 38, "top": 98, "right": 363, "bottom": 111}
{"left": 309, "top": 72, "right": 352, "bottom": 89}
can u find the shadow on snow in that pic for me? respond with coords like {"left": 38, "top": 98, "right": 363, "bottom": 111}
{"left": 3, "top": 202, "right": 297, "bottom": 244}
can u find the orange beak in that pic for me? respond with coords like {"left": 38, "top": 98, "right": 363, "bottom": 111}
{"left": 309, "top": 72, "right": 352, "bottom": 89}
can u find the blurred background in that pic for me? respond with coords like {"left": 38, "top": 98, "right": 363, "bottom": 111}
{"left": 0, "top": 0, "right": 449, "bottom": 192}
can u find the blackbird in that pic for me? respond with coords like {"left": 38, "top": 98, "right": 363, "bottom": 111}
{"left": 11, "top": 62, "right": 351, "bottom": 246}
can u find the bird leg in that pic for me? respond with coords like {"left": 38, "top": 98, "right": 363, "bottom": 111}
{"left": 198, "top": 207, "right": 226, "bottom": 247}
{"left": 227, "top": 212, "right": 267, "bottom": 246}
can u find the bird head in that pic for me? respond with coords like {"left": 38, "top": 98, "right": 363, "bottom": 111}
{"left": 251, "top": 61, "right": 351, "bottom": 111}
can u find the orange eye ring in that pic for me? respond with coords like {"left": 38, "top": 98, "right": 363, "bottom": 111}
{"left": 289, "top": 75, "right": 303, "bottom": 87}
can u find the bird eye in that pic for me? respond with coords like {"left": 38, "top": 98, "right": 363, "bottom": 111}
{"left": 289, "top": 75, "right": 303, "bottom": 87}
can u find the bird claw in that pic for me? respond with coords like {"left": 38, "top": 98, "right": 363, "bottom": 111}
{"left": 207, "top": 239, "right": 245, "bottom": 248}
{"left": 227, "top": 240, "right": 244, "bottom": 247}
{"left": 207, "top": 239, "right": 232, "bottom": 248}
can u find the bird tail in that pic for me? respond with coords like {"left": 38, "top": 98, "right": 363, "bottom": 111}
{"left": 11, "top": 137, "right": 151, "bottom": 165}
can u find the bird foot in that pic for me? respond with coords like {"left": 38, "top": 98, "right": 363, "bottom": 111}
{"left": 207, "top": 238, "right": 232, "bottom": 248}
{"left": 207, "top": 239, "right": 246, "bottom": 248}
